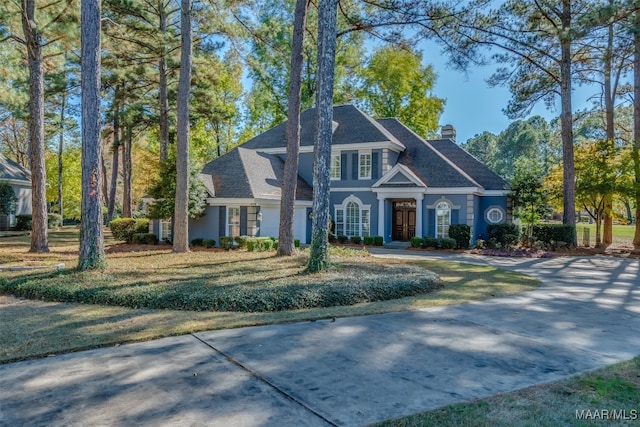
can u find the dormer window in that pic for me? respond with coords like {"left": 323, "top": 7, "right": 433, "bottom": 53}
{"left": 359, "top": 150, "right": 371, "bottom": 179}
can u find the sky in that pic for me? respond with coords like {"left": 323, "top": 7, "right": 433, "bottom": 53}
{"left": 419, "top": 40, "right": 600, "bottom": 145}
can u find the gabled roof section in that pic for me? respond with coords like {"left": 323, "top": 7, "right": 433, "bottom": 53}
{"left": 0, "top": 154, "right": 30, "bottom": 183}
{"left": 429, "top": 139, "right": 508, "bottom": 191}
{"left": 372, "top": 164, "right": 426, "bottom": 188}
{"left": 376, "top": 119, "right": 479, "bottom": 188}
{"left": 241, "top": 105, "right": 405, "bottom": 151}
{"left": 201, "top": 147, "right": 312, "bottom": 200}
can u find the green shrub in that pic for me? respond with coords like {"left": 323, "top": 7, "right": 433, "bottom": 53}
{"left": 337, "top": 235, "right": 348, "bottom": 244}
{"left": 48, "top": 214, "right": 62, "bottom": 229}
{"left": 532, "top": 224, "right": 575, "bottom": 247}
{"left": 203, "top": 239, "right": 216, "bottom": 248}
{"left": 475, "top": 239, "right": 486, "bottom": 249}
{"left": 294, "top": 239, "right": 300, "bottom": 248}
{"left": 448, "top": 224, "right": 471, "bottom": 249}
{"left": 440, "top": 238, "right": 457, "bottom": 249}
{"left": 246, "top": 238, "right": 258, "bottom": 252}
{"left": 423, "top": 236, "right": 438, "bottom": 248}
{"left": 220, "top": 236, "right": 234, "bottom": 250}
{"left": 0, "top": 257, "right": 444, "bottom": 312}
{"left": 109, "top": 218, "right": 137, "bottom": 242}
{"left": 373, "top": 236, "right": 384, "bottom": 246}
{"left": 191, "top": 238, "right": 204, "bottom": 246}
{"left": 234, "top": 235, "right": 249, "bottom": 249}
{"left": 245, "top": 237, "right": 276, "bottom": 252}
{"left": 363, "top": 236, "right": 374, "bottom": 245}
{"left": 15, "top": 214, "right": 32, "bottom": 231}
{"left": 410, "top": 236, "right": 424, "bottom": 248}
{"left": 0, "top": 183, "right": 17, "bottom": 216}
{"left": 487, "top": 222, "right": 519, "bottom": 247}
{"left": 134, "top": 218, "right": 150, "bottom": 234}
{"left": 260, "top": 238, "right": 274, "bottom": 251}
{"left": 350, "top": 236, "right": 362, "bottom": 245}
{"left": 132, "top": 233, "right": 159, "bottom": 245}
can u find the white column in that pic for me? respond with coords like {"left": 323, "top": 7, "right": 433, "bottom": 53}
{"left": 377, "top": 195, "right": 386, "bottom": 242}
{"left": 415, "top": 194, "right": 424, "bottom": 238}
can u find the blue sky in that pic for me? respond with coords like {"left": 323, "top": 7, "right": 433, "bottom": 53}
{"left": 419, "top": 40, "right": 599, "bottom": 145}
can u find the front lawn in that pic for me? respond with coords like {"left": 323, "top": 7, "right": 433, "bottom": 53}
{"left": 0, "top": 229, "right": 539, "bottom": 363}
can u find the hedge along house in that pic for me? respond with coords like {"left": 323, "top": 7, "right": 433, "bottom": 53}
{"left": 160, "top": 105, "right": 510, "bottom": 246}
{"left": 0, "top": 154, "right": 32, "bottom": 231}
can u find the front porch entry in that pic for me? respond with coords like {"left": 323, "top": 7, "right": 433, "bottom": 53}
{"left": 392, "top": 200, "right": 416, "bottom": 241}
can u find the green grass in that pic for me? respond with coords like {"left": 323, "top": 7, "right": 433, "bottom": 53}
{"left": 576, "top": 223, "right": 636, "bottom": 245}
{"left": 378, "top": 357, "right": 640, "bottom": 427}
{"left": 0, "top": 229, "right": 539, "bottom": 363}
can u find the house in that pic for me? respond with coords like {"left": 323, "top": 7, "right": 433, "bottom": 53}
{"left": 153, "top": 105, "right": 510, "bottom": 245}
{"left": 0, "top": 154, "right": 32, "bottom": 230}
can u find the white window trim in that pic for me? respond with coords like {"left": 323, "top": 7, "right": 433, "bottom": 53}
{"left": 435, "top": 201, "right": 451, "bottom": 239}
{"left": 334, "top": 195, "right": 371, "bottom": 237}
{"left": 485, "top": 206, "right": 505, "bottom": 224}
{"left": 330, "top": 153, "right": 341, "bottom": 181}
{"left": 227, "top": 206, "right": 241, "bottom": 237}
{"left": 160, "top": 219, "right": 172, "bottom": 241}
{"left": 359, "top": 150, "right": 372, "bottom": 180}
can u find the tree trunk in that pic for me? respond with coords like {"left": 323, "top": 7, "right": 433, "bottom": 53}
{"left": 107, "top": 92, "right": 120, "bottom": 222}
{"left": 278, "top": 0, "right": 308, "bottom": 257}
{"left": 308, "top": 0, "right": 338, "bottom": 272}
{"left": 159, "top": 0, "right": 170, "bottom": 162}
{"left": 101, "top": 143, "right": 110, "bottom": 208}
{"left": 633, "top": 4, "right": 640, "bottom": 248}
{"left": 78, "top": 0, "right": 105, "bottom": 270}
{"left": 57, "top": 89, "right": 66, "bottom": 220}
{"left": 22, "top": 0, "right": 49, "bottom": 253}
{"left": 560, "top": 0, "right": 576, "bottom": 246}
{"left": 173, "top": 0, "right": 191, "bottom": 253}
{"left": 603, "top": 13, "right": 615, "bottom": 245}
{"left": 122, "top": 126, "right": 133, "bottom": 218}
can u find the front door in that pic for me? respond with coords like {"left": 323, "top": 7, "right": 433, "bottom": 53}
{"left": 392, "top": 200, "right": 416, "bottom": 241}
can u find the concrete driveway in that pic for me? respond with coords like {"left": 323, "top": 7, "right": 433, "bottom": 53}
{"left": 1, "top": 251, "right": 639, "bottom": 426}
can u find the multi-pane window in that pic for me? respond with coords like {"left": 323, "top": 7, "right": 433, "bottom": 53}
{"left": 486, "top": 207, "right": 504, "bottom": 224}
{"left": 161, "top": 220, "right": 172, "bottom": 241}
{"left": 334, "top": 198, "right": 370, "bottom": 237}
{"left": 330, "top": 154, "right": 341, "bottom": 180}
{"left": 346, "top": 202, "right": 360, "bottom": 237}
{"left": 436, "top": 201, "right": 451, "bottom": 238}
{"left": 361, "top": 210, "right": 370, "bottom": 237}
{"left": 228, "top": 207, "right": 240, "bottom": 237}
{"left": 359, "top": 152, "right": 371, "bottom": 179}
{"left": 335, "top": 209, "right": 344, "bottom": 236}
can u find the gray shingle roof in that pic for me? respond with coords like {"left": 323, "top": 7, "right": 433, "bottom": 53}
{"left": 201, "top": 147, "right": 312, "bottom": 200}
{"left": 0, "top": 154, "right": 30, "bottom": 183}
{"left": 376, "top": 119, "right": 478, "bottom": 188}
{"left": 429, "top": 139, "right": 507, "bottom": 191}
{"left": 241, "top": 105, "right": 404, "bottom": 150}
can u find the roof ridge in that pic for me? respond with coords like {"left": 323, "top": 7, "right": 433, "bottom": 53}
{"left": 378, "top": 119, "right": 483, "bottom": 189}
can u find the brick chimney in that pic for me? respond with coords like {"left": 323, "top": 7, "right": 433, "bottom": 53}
{"left": 441, "top": 124, "right": 456, "bottom": 141}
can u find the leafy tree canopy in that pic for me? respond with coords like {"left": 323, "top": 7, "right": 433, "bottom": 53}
{"left": 357, "top": 44, "right": 445, "bottom": 138}
{"left": 147, "top": 151, "right": 207, "bottom": 220}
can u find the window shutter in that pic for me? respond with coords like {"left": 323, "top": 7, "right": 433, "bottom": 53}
{"left": 352, "top": 153, "right": 358, "bottom": 180}
{"left": 341, "top": 153, "right": 347, "bottom": 180}
{"left": 240, "top": 206, "right": 248, "bottom": 236}
{"left": 219, "top": 206, "right": 226, "bottom": 236}
{"left": 371, "top": 152, "right": 379, "bottom": 180}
